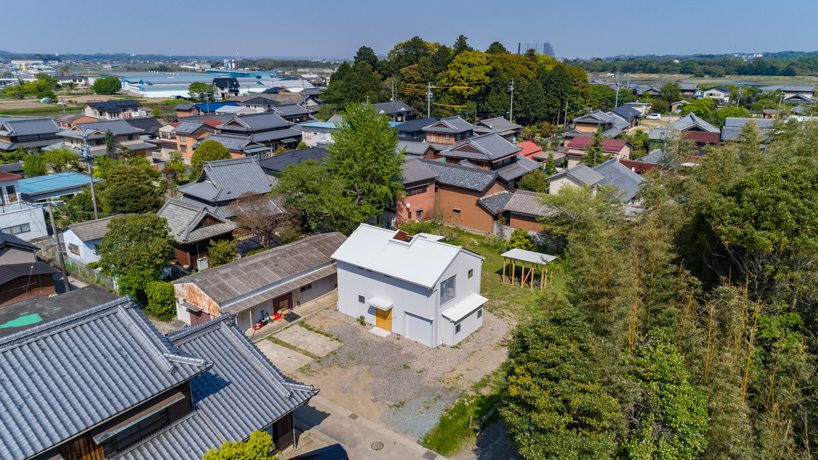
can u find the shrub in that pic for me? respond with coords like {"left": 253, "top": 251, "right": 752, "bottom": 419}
{"left": 208, "top": 240, "right": 238, "bottom": 268}
{"left": 509, "top": 228, "right": 535, "bottom": 251}
{"left": 191, "top": 140, "right": 231, "bottom": 173}
{"left": 145, "top": 281, "right": 176, "bottom": 320}
{"left": 277, "top": 225, "right": 302, "bottom": 244}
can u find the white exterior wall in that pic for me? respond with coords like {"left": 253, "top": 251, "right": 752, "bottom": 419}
{"left": 301, "top": 130, "right": 334, "bottom": 147}
{"left": 0, "top": 203, "right": 48, "bottom": 242}
{"left": 436, "top": 251, "right": 484, "bottom": 346}
{"left": 440, "top": 306, "right": 484, "bottom": 346}
{"left": 62, "top": 230, "right": 101, "bottom": 265}
{"left": 336, "top": 250, "right": 484, "bottom": 347}
{"left": 336, "top": 261, "right": 436, "bottom": 345}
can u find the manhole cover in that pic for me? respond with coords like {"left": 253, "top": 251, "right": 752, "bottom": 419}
{"left": 371, "top": 441, "right": 384, "bottom": 451}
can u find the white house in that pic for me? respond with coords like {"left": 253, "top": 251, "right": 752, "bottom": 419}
{"left": 0, "top": 172, "right": 47, "bottom": 242}
{"left": 332, "top": 224, "right": 487, "bottom": 347}
{"left": 62, "top": 215, "right": 116, "bottom": 265}
{"left": 701, "top": 86, "right": 730, "bottom": 104}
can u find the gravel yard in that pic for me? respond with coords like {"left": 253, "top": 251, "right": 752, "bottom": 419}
{"left": 294, "top": 308, "right": 511, "bottom": 440}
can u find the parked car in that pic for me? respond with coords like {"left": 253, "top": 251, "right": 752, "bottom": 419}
{"left": 646, "top": 113, "right": 662, "bottom": 120}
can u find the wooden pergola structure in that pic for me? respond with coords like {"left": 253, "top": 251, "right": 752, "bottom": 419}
{"left": 501, "top": 248, "right": 557, "bottom": 289}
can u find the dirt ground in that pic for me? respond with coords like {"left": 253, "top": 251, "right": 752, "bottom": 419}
{"left": 293, "top": 309, "right": 512, "bottom": 440}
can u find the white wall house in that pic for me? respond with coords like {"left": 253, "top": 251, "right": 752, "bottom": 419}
{"left": 0, "top": 174, "right": 47, "bottom": 242}
{"left": 62, "top": 215, "right": 116, "bottom": 265}
{"left": 332, "top": 224, "right": 487, "bottom": 347}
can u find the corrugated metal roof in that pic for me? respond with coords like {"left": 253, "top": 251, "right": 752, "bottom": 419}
{"left": 332, "top": 224, "right": 481, "bottom": 290}
{"left": 0, "top": 298, "right": 209, "bottom": 460}
{"left": 175, "top": 233, "right": 345, "bottom": 306}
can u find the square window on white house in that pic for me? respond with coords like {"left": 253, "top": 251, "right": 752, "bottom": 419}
{"left": 358, "top": 295, "right": 365, "bottom": 303}
{"left": 440, "top": 275, "right": 456, "bottom": 305}
{"left": 455, "top": 323, "right": 462, "bottom": 334}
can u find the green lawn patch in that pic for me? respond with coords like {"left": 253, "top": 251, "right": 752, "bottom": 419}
{"left": 421, "top": 370, "right": 505, "bottom": 456}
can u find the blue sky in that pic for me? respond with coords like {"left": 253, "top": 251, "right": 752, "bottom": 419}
{"left": 2, "top": 0, "right": 816, "bottom": 59}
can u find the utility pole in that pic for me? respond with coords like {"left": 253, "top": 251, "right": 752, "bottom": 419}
{"left": 614, "top": 73, "right": 620, "bottom": 107}
{"left": 391, "top": 81, "right": 396, "bottom": 101}
{"left": 426, "top": 82, "right": 432, "bottom": 118}
{"left": 48, "top": 199, "right": 70, "bottom": 293}
{"left": 81, "top": 132, "right": 99, "bottom": 219}
{"left": 563, "top": 100, "right": 569, "bottom": 129}
{"left": 508, "top": 79, "right": 515, "bottom": 122}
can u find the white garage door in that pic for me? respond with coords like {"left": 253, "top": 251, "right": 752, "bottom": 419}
{"left": 405, "top": 312, "right": 433, "bottom": 346}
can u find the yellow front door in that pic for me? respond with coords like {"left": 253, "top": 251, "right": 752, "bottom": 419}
{"left": 375, "top": 308, "right": 392, "bottom": 331}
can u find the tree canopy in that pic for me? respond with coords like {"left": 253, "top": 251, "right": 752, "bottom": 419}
{"left": 92, "top": 76, "right": 121, "bottom": 95}
{"left": 188, "top": 82, "right": 215, "bottom": 102}
{"left": 191, "top": 140, "right": 231, "bottom": 173}
{"left": 97, "top": 213, "right": 173, "bottom": 298}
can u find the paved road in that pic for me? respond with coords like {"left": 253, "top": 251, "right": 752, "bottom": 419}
{"left": 287, "top": 395, "right": 445, "bottom": 460}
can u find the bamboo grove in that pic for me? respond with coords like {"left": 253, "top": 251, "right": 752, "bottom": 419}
{"left": 502, "top": 120, "right": 818, "bottom": 459}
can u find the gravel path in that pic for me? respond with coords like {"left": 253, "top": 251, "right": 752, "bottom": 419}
{"left": 302, "top": 309, "right": 510, "bottom": 439}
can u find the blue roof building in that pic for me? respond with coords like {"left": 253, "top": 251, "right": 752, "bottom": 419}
{"left": 18, "top": 172, "right": 99, "bottom": 202}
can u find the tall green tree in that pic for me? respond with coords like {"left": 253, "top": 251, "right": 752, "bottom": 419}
{"left": 188, "top": 82, "right": 215, "bottom": 102}
{"left": 102, "top": 160, "right": 163, "bottom": 214}
{"left": 191, "top": 140, "right": 231, "bottom": 174}
{"left": 326, "top": 102, "right": 403, "bottom": 217}
{"left": 23, "top": 153, "right": 47, "bottom": 177}
{"left": 92, "top": 76, "right": 121, "bottom": 94}
{"left": 585, "top": 128, "right": 609, "bottom": 166}
{"left": 97, "top": 213, "right": 173, "bottom": 298}
{"left": 502, "top": 305, "right": 625, "bottom": 459}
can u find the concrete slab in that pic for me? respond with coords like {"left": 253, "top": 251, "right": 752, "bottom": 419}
{"left": 256, "top": 340, "right": 313, "bottom": 373}
{"left": 275, "top": 324, "right": 342, "bottom": 358}
{"left": 369, "top": 327, "right": 391, "bottom": 337}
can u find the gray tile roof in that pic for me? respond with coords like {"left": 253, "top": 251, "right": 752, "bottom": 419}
{"left": 422, "top": 116, "right": 475, "bottom": 134}
{"left": 0, "top": 286, "right": 118, "bottom": 338}
{"left": 420, "top": 160, "right": 497, "bottom": 192}
{"left": 0, "top": 231, "right": 38, "bottom": 251}
{"left": 0, "top": 117, "right": 60, "bottom": 136}
{"left": 0, "top": 298, "right": 210, "bottom": 460}
{"left": 120, "top": 316, "right": 317, "bottom": 460}
{"left": 258, "top": 147, "right": 329, "bottom": 173}
{"left": 396, "top": 117, "right": 437, "bottom": 133}
{"left": 721, "top": 117, "right": 775, "bottom": 141}
{"left": 610, "top": 105, "right": 641, "bottom": 122}
{"left": 442, "top": 133, "right": 522, "bottom": 161}
{"left": 175, "top": 121, "right": 207, "bottom": 135}
{"left": 373, "top": 100, "right": 414, "bottom": 116}
{"left": 218, "top": 112, "right": 291, "bottom": 133}
{"left": 548, "top": 164, "right": 605, "bottom": 187}
{"left": 397, "top": 141, "right": 433, "bottom": 156}
{"left": 157, "top": 198, "right": 235, "bottom": 244}
{"left": 594, "top": 159, "right": 645, "bottom": 203}
{"left": 495, "top": 155, "right": 540, "bottom": 182}
{"left": 251, "top": 127, "right": 302, "bottom": 143}
{"left": 640, "top": 149, "right": 666, "bottom": 164}
{"left": 673, "top": 113, "right": 720, "bottom": 133}
{"left": 272, "top": 103, "right": 310, "bottom": 118}
{"left": 66, "top": 215, "right": 118, "bottom": 242}
{"left": 402, "top": 158, "right": 437, "bottom": 185}
{"left": 505, "top": 190, "right": 556, "bottom": 218}
{"left": 477, "top": 191, "right": 512, "bottom": 216}
{"left": 179, "top": 157, "right": 275, "bottom": 203}
{"left": 124, "top": 117, "right": 162, "bottom": 135}
{"left": 60, "top": 119, "right": 144, "bottom": 140}
{"left": 196, "top": 134, "right": 265, "bottom": 152}
{"left": 474, "top": 116, "right": 522, "bottom": 135}
{"left": 175, "top": 233, "right": 346, "bottom": 311}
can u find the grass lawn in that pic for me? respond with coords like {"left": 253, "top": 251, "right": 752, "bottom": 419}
{"left": 421, "top": 369, "right": 506, "bottom": 456}
{"left": 0, "top": 106, "right": 82, "bottom": 116}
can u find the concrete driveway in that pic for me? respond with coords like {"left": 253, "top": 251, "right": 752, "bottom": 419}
{"left": 284, "top": 395, "right": 445, "bottom": 460}
{"left": 255, "top": 340, "right": 313, "bottom": 373}
{"left": 274, "top": 324, "right": 342, "bottom": 357}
